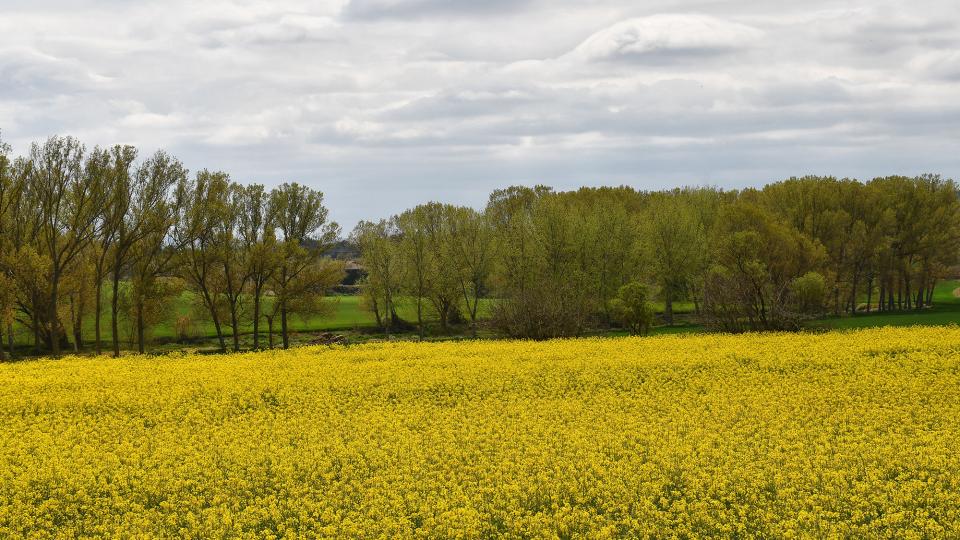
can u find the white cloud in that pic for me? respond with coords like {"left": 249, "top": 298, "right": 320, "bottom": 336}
{"left": 335, "top": 117, "right": 385, "bottom": 138}
{"left": 204, "top": 14, "right": 340, "bottom": 46}
{"left": 570, "top": 14, "right": 762, "bottom": 62}
{"left": 0, "top": 0, "right": 958, "bottom": 227}
{"left": 910, "top": 50, "right": 960, "bottom": 81}
{"left": 342, "top": 0, "right": 532, "bottom": 20}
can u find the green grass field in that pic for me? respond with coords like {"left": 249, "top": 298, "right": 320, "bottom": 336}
{"left": 7, "top": 280, "right": 959, "bottom": 352}
{"left": 811, "top": 279, "right": 960, "bottom": 330}
{"left": 10, "top": 288, "right": 693, "bottom": 347}
{"left": 7, "top": 292, "right": 496, "bottom": 348}
{"left": 162, "top": 294, "right": 497, "bottom": 336}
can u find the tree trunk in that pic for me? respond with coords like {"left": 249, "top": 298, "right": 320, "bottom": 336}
{"left": 371, "top": 297, "right": 382, "bottom": 329}
{"left": 756, "top": 285, "right": 768, "bottom": 328}
{"left": 136, "top": 299, "right": 146, "bottom": 354}
{"left": 833, "top": 285, "right": 841, "bottom": 317}
{"left": 94, "top": 278, "right": 103, "bottom": 355}
{"left": 252, "top": 288, "right": 261, "bottom": 350}
{"left": 850, "top": 273, "right": 860, "bottom": 315}
{"left": 866, "top": 276, "right": 874, "bottom": 314}
{"left": 664, "top": 289, "right": 674, "bottom": 325}
{"left": 417, "top": 296, "right": 423, "bottom": 340}
{"left": 385, "top": 298, "right": 393, "bottom": 338}
{"left": 6, "top": 322, "right": 14, "bottom": 360}
{"left": 111, "top": 272, "right": 122, "bottom": 358}
{"left": 927, "top": 282, "right": 935, "bottom": 305}
{"left": 280, "top": 301, "right": 289, "bottom": 350}
{"left": 32, "top": 297, "right": 40, "bottom": 356}
{"left": 224, "top": 262, "right": 241, "bottom": 353}
{"left": 72, "top": 297, "right": 83, "bottom": 352}
{"left": 904, "top": 273, "right": 913, "bottom": 310}
{"left": 200, "top": 286, "right": 226, "bottom": 353}
{"left": 50, "top": 274, "right": 61, "bottom": 357}
{"left": 267, "top": 316, "right": 274, "bottom": 349}
{"left": 888, "top": 278, "right": 895, "bottom": 311}
{"left": 0, "top": 324, "right": 5, "bottom": 361}
{"left": 878, "top": 281, "right": 885, "bottom": 312}
{"left": 230, "top": 306, "right": 240, "bottom": 352}
{"left": 212, "top": 315, "right": 226, "bottom": 353}
{"left": 438, "top": 302, "right": 448, "bottom": 332}
{"left": 71, "top": 306, "right": 80, "bottom": 353}
{"left": 470, "top": 295, "right": 479, "bottom": 339}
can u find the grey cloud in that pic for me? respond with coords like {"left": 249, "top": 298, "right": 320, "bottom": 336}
{"left": 912, "top": 51, "right": 960, "bottom": 81}
{"left": 752, "top": 80, "right": 856, "bottom": 108}
{"left": 0, "top": 47, "right": 111, "bottom": 99}
{"left": 828, "top": 17, "right": 958, "bottom": 55}
{"left": 800, "top": 7, "right": 960, "bottom": 69}
{"left": 1, "top": 0, "right": 959, "bottom": 228}
{"left": 198, "top": 15, "right": 341, "bottom": 48}
{"left": 381, "top": 88, "right": 540, "bottom": 121}
{"left": 342, "top": 0, "right": 533, "bottom": 20}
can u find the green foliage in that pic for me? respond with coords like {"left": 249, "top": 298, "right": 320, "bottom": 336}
{"left": 608, "top": 282, "right": 655, "bottom": 335}
{"left": 702, "top": 201, "right": 828, "bottom": 332}
{"left": 489, "top": 191, "right": 598, "bottom": 339}
{"left": 790, "top": 272, "right": 827, "bottom": 316}
{"left": 3, "top": 131, "right": 960, "bottom": 355}
{"left": 352, "top": 219, "right": 404, "bottom": 333}
{"left": 641, "top": 191, "right": 704, "bottom": 324}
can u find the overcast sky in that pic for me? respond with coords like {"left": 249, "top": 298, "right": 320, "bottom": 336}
{"left": 2, "top": 0, "right": 959, "bottom": 229}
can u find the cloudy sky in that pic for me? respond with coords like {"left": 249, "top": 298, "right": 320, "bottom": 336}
{"left": 2, "top": 0, "right": 959, "bottom": 228}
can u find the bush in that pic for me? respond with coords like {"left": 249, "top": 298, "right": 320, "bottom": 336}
{"left": 492, "top": 283, "right": 593, "bottom": 340}
{"left": 608, "top": 282, "right": 655, "bottom": 335}
{"left": 175, "top": 316, "right": 196, "bottom": 343}
{"left": 790, "top": 272, "right": 826, "bottom": 316}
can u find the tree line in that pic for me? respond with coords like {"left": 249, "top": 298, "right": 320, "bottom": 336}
{"left": 3, "top": 133, "right": 960, "bottom": 356}
{"left": 354, "top": 177, "right": 960, "bottom": 339}
{"left": 0, "top": 135, "right": 342, "bottom": 359}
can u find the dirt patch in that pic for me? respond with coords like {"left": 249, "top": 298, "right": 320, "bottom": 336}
{"left": 954, "top": 287, "right": 960, "bottom": 298}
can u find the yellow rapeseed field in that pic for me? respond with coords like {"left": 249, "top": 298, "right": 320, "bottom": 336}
{"left": 1, "top": 327, "right": 959, "bottom": 538}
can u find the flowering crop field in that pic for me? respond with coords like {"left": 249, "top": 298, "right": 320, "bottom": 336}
{"left": 1, "top": 327, "right": 960, "bottom": 538}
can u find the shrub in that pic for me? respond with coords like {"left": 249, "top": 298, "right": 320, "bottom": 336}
{"left": 790, "top": 271, "right": 827, "bottom": 316}
{"left": 608, "top": 282, "right": 655, "bottom": 335}
{"left": 175, "top": 316, "right": 196, "bottom": 343}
